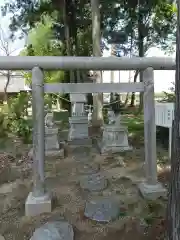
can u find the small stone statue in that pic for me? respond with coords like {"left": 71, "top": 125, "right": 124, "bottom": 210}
{"left": 45, "top": 112, "right": 54, "bottom": 128}
{"left": 107, "top": 109, "right": 116, "bottom": 125}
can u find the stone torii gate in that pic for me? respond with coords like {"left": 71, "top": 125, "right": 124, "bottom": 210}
{"left": 0, "top": 56, "right": 173, "bottom": 216}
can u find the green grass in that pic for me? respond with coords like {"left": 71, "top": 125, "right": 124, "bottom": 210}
{"left": 122, "top": 114, "right": 144, "bottom": 132}
{"left": 121, "top": 114, "right": 144, "bottom": 144}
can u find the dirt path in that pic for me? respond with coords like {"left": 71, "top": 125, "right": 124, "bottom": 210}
{"left": 0, "top": 143, "right": 168, "bottom": 240}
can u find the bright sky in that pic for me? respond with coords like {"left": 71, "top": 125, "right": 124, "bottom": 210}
{"left": 102, "top": 47, "right": 175, "bottom": 93}
{"left": 0, "top": 1, "right": 25, "bottom": 56}
{"left": 0, "top": 0, "right": 176, "bottom": 93}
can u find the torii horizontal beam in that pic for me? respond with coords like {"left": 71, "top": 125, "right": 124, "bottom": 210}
{"left": 0, "top": 56, "right": 175, "bottom": 70}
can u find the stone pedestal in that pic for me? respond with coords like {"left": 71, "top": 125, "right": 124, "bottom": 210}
{"left": 100, "top": 125, "right": 132, "bottom": 154}
{"left": 138, "top": 181, "right": 167, "bottom": 200}
{"left": 45, "top": 127, "right": 64, "bottom": 158}
{"left": 25, "top": 192, "right": 52, "bottom": 217}
{"left": 68, "top": 94, "right": 91, "bottom": 146}
{"left": 68, "top": 116, "right": 91, "bottom": 145}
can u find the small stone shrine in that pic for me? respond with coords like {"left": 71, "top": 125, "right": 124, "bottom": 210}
{"left": 100, "top": 109, "right": 132, "bottom": 154}
{"left": 68, "top": 94, "right": 91, "bottom": 145}
{"left": 45, "top": 112, "right": 64, "bottom": 158}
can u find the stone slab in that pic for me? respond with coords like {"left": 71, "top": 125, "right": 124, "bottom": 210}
{"left": 72, "top": 146, "right": 91, "bottom": 155}
{"left": 95, "top": 138, "right": 132, "bottom": 154}
{"left": 45, "top": 127, "right": 59, "bottom": 135}
{"left": 45, "top": 149, "right": 64, "bottom": 158}
{"left": 28, "top": 148, "right": 64, "bottom": 159}
{"left": 73, "top": 155, "right": 92, "bottom": 163}
{"left": 80, "top": 173, "right": 107, "bottom": 192}
{"left": 84, "top": 197, "right": 120, "bottom": 222}
{"left": 100, "top": 144, "right": 133, "bottom": 154}
{"left": 45, "top": 136, "right": 59, "bottom": 151}
{"left": 77, "top": 163, "right": 100, "bottom": 175}
{"left": 30, "top": 221, "right": 74, "bottom": 240}
{"left": 70, "top": 93, "right": 86, "bottom": 102}
{"left": 71, "top": 146, "right": 92, "bottom": 162}
{"left": 68, "top": 138, "right": 92, "bottom": 147}
{"left": 69, "top": 116, "right": 88, "bottom": 123}
{"left": 138, "top": 181, "right": 167, "bottom": 200}
{"left": 68, "top": 131, "right": 89, "bottom": 141}
{"left": 25, "top": 192, "right": 52, "bottom": 217}
{"left": 69, "top": 123, "right": 89, "bottom": 140}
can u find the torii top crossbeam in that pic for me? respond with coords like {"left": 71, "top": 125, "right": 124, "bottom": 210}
{"left": 0, "top": 56, "right": 175, "bottom": 70}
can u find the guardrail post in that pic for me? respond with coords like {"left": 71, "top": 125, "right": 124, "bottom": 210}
{"left": 139, "top": 67, "right": 166, "bottom": 199}
{"left": 25, "top": 67, "right": 52, "bottom": 216}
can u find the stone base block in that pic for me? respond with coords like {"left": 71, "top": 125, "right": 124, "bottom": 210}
{"left": 59, "top": 129, "right": 69, "bottom": 142}
{"left": 68, "top": 116, "right": 89, "bottom": 141}
{"left": 138, "top": 181, "right": 167, "bottom": 200}
{"left": 96, "top": 140, "right": 132, "bottom": 154}
{"left": 45, "top": 127, "right": 58, "bottom": 135}
{"left": 100, "top": 144, "right": 132, "bottom": 154}
{"left": 45, "top": 149, "right": 64, "bottom": 158}
{"left": 25, "top": 192, "right": 52, "bottom": 216}
{"left": 68, "top": 138, "right": 92, "bottom": 147}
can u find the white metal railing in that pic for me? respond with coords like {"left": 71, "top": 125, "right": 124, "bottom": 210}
{"left": 155, "top": 102, "right": 174, "bottom": 158}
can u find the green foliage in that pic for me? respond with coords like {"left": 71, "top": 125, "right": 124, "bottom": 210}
{"left": 20, "top": 15, "right": 67, "bottom": 112}
{"left": 160, "top": 82, "right": 175, "bottom": 102}
{"left": 3, "top": 0, "right": 176, "bottom": 60}
{"left": 4, "top": 93, "right": 33, "bottom": 143}
{"left": 161, "top": 92, "right": 175, "bottom": 102}
{"left": 21, "top": 15, "right": 64, "bottom": 84}
{"left": 0, "top": 111, "right": 8, "bottom": 137}
{"left": 114, "top": 0, "right": 176, "bottom": 56}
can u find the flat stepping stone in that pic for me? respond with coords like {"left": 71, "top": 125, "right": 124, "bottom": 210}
{"left": 84, "top": 197, "right": 120, "bottom": 222}
{"left": 72, "top": 146, "right": 91, "bottom": 156}
{"left": 80, "top": 173, "right": 107, "bottom": 192}
{"left": 30, "top": 221, "right": 74, "bottom": 240}
{"left": 77, "top": 163, "right": 100, "bottom": 175}
{"left": 73, "top": 155, "right": 92, "bottom": 163}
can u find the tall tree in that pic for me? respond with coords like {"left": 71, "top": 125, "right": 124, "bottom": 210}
{"left": 91, "top": 0, "right": 104, "bottom": 127}
{"left": 107, "top": 0, "right": 176, "bottom": 108}
{"left": 167, "top": 0, "right": 180, "bottom": 239}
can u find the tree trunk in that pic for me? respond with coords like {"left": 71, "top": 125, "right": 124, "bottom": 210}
{"left": 91, "top": 0, "right": 103, "bottom": 127}
{"left": 130, "top": 70, "right": 139, "bottom": 107}
{"left": 63, "top": 0, "right": 75, "bottom": 83}
{"left": 3, "top": 71, "right": 11, "bottom": 105}
{"left": 123, "top": 71, "right": 131, "bottom": 106}
{"left": 69, "top": 0, "right": 78, "bottom": 83}
{"left": 167, "top": 1, "right": 180, "bottom": 239}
